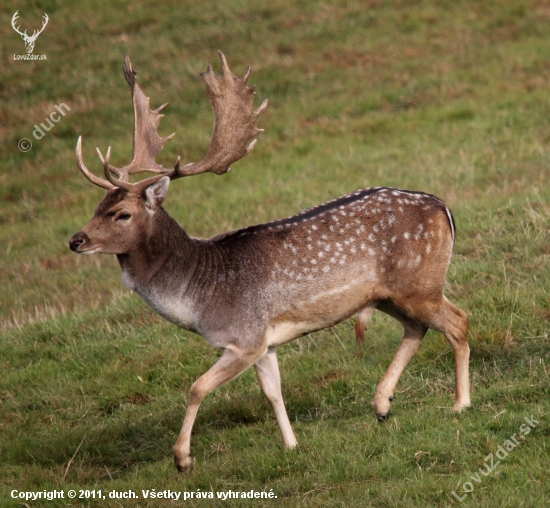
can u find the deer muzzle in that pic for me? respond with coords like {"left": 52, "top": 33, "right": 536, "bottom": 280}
{"left": 69, "top": 231, "right": 90, "bottom": 252}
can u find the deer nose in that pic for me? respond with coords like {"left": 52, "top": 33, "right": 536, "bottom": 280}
{"left": 69, "top": 232, "right": 88, "bottom": 252}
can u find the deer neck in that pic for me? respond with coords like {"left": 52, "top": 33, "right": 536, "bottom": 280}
{"left": 116, "top": 208, "right": 206, "bottom": 329}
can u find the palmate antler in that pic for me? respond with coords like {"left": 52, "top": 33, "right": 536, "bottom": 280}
{"left": 76, "top": 52, "right": 268, "bottom": 195}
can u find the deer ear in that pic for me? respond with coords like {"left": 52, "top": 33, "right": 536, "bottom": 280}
{"left": 144, "top": 176, "right": 170, "bottom": 210}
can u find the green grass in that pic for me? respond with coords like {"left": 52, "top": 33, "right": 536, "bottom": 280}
{"left": 1, "top": 0, "right": 549, "bottom": 506}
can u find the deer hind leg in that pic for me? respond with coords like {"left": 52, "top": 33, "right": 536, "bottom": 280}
{"left": 254, "top": 347, "right": 297, "bottom": 449}
{"left": 355, "top": 302, "right": 378, "bottom": 347}
{"left": 373, "top": 300, "right": 428, "bottom": 421}
{"left": 172, "top": 345, "right": 264, "bottom": 473}
{"left": 421, "top": 296, "right": 470, "bottom": 411}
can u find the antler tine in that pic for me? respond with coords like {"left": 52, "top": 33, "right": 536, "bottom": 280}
{"left": 169, "top": 51, "right": 267, "bottom": 180}
{"left": 95, "top": 146, "right": 166, "bottom": 194}
{"left": 76, "top": 137, "right": 115, "bottom": 191}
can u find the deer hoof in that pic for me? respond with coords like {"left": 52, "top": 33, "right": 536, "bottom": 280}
{"left": 173, "top": 452, "right": 195, "bottom": 473}
{"left": 452, "top": 400, "right": 471, "bottom": 412}
{"left": 377, "top": 412, "right": 390, "bottom": 423}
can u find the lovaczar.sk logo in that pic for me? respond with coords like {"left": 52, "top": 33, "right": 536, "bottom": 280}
{"left": 11, "top": 11, "right": 48, "bottom": 61}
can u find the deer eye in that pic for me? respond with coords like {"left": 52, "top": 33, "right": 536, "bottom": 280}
{"left": 116, "top": 213, "right": 131, "bottom": 222}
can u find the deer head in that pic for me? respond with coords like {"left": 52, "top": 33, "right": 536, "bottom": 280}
{"left": 69, "top": 52, "right": 267, "bottom": 255}
{"left": 11, "top": 11, "right": 49, "bottom": 54}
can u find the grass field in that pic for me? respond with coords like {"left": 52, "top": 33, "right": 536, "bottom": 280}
{"left": 1, "top": 0, "right": 549, "bottom": 506}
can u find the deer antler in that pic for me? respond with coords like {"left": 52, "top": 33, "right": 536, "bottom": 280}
{"left": 169, "top": 51, "right": 268, "bottom": 179}
{"left": 32, "top": 13, "right": 49, "bottom": 39}
{"left": 11, "top": 12, "right": 48, "bottom": 42}
{"left": 11, "top": 11, "right": 27, "bottom": 38}
{"left": 76, "top": 52, "right": 267, "bottom": 195}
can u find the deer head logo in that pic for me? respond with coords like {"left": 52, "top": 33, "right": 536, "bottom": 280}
{"left": 11, "top": 11, "right": 49, "bottom": 54}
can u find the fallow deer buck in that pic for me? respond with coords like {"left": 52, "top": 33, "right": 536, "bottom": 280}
{"left": 69, "top": 52, "right": 470, "bottom": 472}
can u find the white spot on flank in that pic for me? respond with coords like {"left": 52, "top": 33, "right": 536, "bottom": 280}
{"left": 322, "top": 265, "right": 330, "bottom": 273}
{"left": 404, "top": 232, "right": 410, "bottom": 239}
{"left": 311, "top": 258, "right": 317, "bottom": 265}
{"left": 391, "top": 235, "right": 397, "bottom": 244}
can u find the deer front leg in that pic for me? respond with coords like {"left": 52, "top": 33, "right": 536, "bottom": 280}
{"left": 173, "top": 345, "right": 264, "bottom": 473}
{"left": 255, "top": 347, "right": 297, "bottom": 449}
